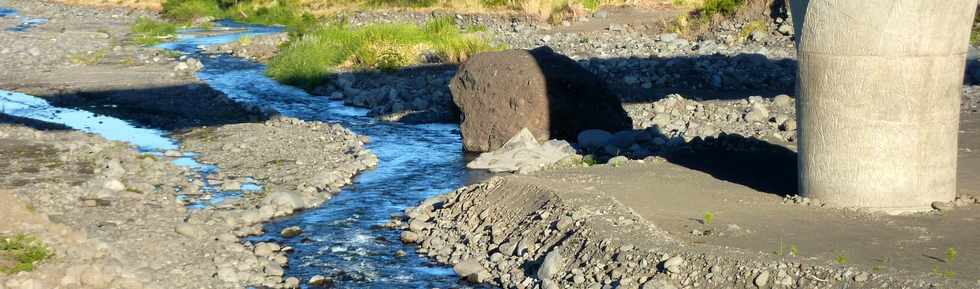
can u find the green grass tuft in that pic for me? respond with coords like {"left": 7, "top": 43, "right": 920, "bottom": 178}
{"left": 132, "top": 18, "right": 178, "bottom": 46}
{"left": 162, "top": 0, "right": 224, "bottom": 23}
{"left": 0, "top": 234, "right": 52, "bottom": 274}
{"left": 267, "top": 18, "right": 500, "bottom": 89}
{"left": 698, "top": 0, "right": 744, "bottom": 17}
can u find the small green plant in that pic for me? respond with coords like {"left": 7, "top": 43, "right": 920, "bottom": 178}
{"left": 131, "top": 18, "right": 177, "bottom": 46}
{"left": 702, "top": 211, "right": 714, "bottom": 225}
{"left": 582, "top": 154, "right": 598, "bottom": 166}
{"left": 737, "top": 19, "right": 767, "bottom": 42}
{"left": 834, "top": 251, "right": 848, "bottom": 265}
{"left": 930, "top": 247, "right": 959, "bottom": 278}
{"left": 161, "top": 49, "right": 184, "bottom": 59}
{"left": 789, "top": 244, "right": 799, "bottom": 256}
{"left": 698, "top": 0, "right": 744, "bottom": 17}
{"left": 67, "top": 50, "right": 107, "bottom": 65}
{"left": 0, "top": 234, "right": 52, "bottom": 274}
{"left": 162, "top": 0, "right": 223, "bottom": 23}
{"left": 945, "top": 247, "right": 958, "bottom": 263}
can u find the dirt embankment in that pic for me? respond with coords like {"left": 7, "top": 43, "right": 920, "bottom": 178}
{"left": 403, "top": 157, "right": 980, "bottom": 289}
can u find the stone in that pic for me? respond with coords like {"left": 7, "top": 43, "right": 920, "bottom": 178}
{"left": 777, "top": 23, "right": 793, "bottom": 35}
{"left": 254, "top": 242, "right": 280, "bottom": 257}
{"left": 780, "top": 119, "right": 797, "bottom": 131}
{"left": 103, "top": 179, "right": 125, "bottom": 192}
{"left": 854, "top": 272, "right": 869, "bottom": 282}
{"left": 608, "top": 156, "right": 628, "bottom": 167}
{"left": 280, "top": 226, "right": 303, "bottom": 238}
{"left": 309, "top": 275, "right": 333, "bottom": 287}
{"left": 467, "top": 128, "right": 576, "bottom": 173}
{"left": 642, "top": 278, "right": 678, "bottom": 289}
{"left": 175, "top": 223, "right": 204, "bottom": 239}
{"left": 662, "top": 256, "right": 685, "bottom": 274}
{"left": 400, "top": 231, "right": 420, "bottom": 243}
{"left": 772, "top": 94, "right": 793, "bottom": 108}
{"left": 754, "top": 271, "right": 770, "bottom": 287}
{"left": 220, "top": 179, "right": 242, "bottom": 191}
{"left": 744, "top": 104, "right": 770, "bottom": 123}
{"left": 932, "top": 201, "right": 953, "bottom": 211}
{"left": 450, "top": 46, "right": 632, "bottom": 152}
{"left": 453, "top": 259, "right": 490, "bottom": 283}
{"left": 538, "top": 249, "right": 563, "bottom": 280}
{"left": 284, "top": 277, "right": 300, "bottom": 288}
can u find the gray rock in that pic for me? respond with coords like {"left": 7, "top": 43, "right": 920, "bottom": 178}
{"left": 254, "top": 242, "right": 280, "bottom": 257}
{"left": 662, "top": 256, "right": 685, "bottom": 274}
{"left": 453, "top": 259, "right": 490, "bottom": 283}
{"left": 280, "top": 226, "right": 303, "bottom": 238}
{"left": 642, "top": 278, "right": 678, "bottom": 289}
{"left": 538, "top": 249, "right": 563, "bottom": 280}
{"left": 778, "top": 23, "right": 794, "bottom": 35}
{"left": 467, "top": 128, "right": 576, "bottom": 174}
{"left": 308, "top": 275, "right": 333, "bottom": 287}
{"left": 608, "top": 156, "right": 628, "bottom": 167}
{"left": 175, "top": 223, "right": 204, "bottom": 239}
{"left": 284, "top": 277, "right": 300, "bottom": 288}
{"left": 932, "top": 201, "right": 954, "bottom": 211}
{"left": 401, "top": 231, "right": 420, "bottom": 243}
{"left": 744, "top": 103, "right": 770, "bottom": 123}
{"left": 754, "top": 271, "right": 770, "bottom": 287}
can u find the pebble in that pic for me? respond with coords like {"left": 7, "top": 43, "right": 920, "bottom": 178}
{"left": 663, "top": 256, "right": 685, "bottom": 274}
{"left": 280, "top": 226, "right": 303, "bottom": 238}
{"left": 931, "top": 201, "right": 954, "bottom": 211}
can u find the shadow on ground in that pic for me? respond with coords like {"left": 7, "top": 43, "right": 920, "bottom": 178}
{"left": 18, "top": 83, "right": 268, "bottom": 131}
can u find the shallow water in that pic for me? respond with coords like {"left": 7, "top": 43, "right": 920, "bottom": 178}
{"left": 165, "top": 23, "right": 486, "bottom": 288}
{"left": 0, "top": 20, "right": 483, "bottom": 288}
{"left": 0, "top": 7, "right": 48, "bottom": 32}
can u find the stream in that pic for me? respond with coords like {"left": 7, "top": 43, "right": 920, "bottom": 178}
{"left": 2, "top": 19, "right": 485, "bottom": 289}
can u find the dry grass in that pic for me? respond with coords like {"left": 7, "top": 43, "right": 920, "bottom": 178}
{"left": 53, "top": 0, "right": 165, "bottom": 10}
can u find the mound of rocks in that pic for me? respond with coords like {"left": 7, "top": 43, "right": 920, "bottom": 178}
{"left": 202, "top": 33, "right": 289, "bottom": 62}
{"left": 467, "top": 128, "right": 576, "bottom": 174}
{"left": 451, "top": 47, "right": 632, "bottom": 152}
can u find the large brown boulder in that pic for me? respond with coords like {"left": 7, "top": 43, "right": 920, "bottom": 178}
{"left": 450, "top": 46, "right": 632, "bottom": 152}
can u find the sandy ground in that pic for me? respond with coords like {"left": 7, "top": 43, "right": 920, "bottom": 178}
{"left": 404, "top": 113, "right": 980, "bottom": 289}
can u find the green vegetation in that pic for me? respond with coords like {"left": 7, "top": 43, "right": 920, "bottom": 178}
{"left": 702, "top": 211, "right": 714, "bottom": 225}
{"left": 789, "top": 244, "right": 798, "bottom": 256}
{"left": 582, "top": 154, "right": 598, "bottom": 166}
{"left": 932, "top": 247, "right": 959, "bottom": 278}
{"left": 67, "top": 50, "right": 108, "bottom": 65}
{"left": 162, "top": 0, "right": 223, "bottom": 23}
{"left": 834, "top": 251, "right": 848, "bottom": 265}
{"left": 132, "top": 18, "right": 178, "bottom": 45}
{"left": 266, "top": 17, "right": 500, "bottom": 89}
{"left": 0, "top": 234, "right": 52, "bottom": 274}
{"left": 697, "top": 0, "right": 743, "bottom": 17}
{"left": 161, "top": 0, "right": 315, "bottom": 34}
{"left": 737, "top": 19, "right": 766, "bottom": 42}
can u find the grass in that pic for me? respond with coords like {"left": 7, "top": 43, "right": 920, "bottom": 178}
{"left": 0, "top": 234, "right": 52, "bottom": 274}
{"left": 972, "top": 10, "right": 980, "bottom": 46}
{"left": 702, "top": 211, "right": 713, "bottom": 225}
{"left": 697, "top": 0, "right": 742, "bottom": 17}
{"left": 132, "top": 18, "right": 177, "bottom": 45}
{"left": 67, "top": 50, "right": 107, "bottom": 65}
{"left": 736, "top": 19, "right": 766, "bottom": 42}
{"left": 266, "top": 17, "right": 500, "bottom": 89}
{"left": 834, "top": 251, "right": 848, "bottom": 265}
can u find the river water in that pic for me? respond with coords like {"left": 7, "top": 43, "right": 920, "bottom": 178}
{"left": 2, "top": 17, "right": 484, "bottom": 289}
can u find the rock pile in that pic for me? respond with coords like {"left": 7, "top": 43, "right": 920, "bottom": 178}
{"left": 467, "top": 128, "right": 576, "bottom": 174}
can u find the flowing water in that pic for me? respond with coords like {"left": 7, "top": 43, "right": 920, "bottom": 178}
{"left": 3, "top": 19, "right": 485, "bottom": 288}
